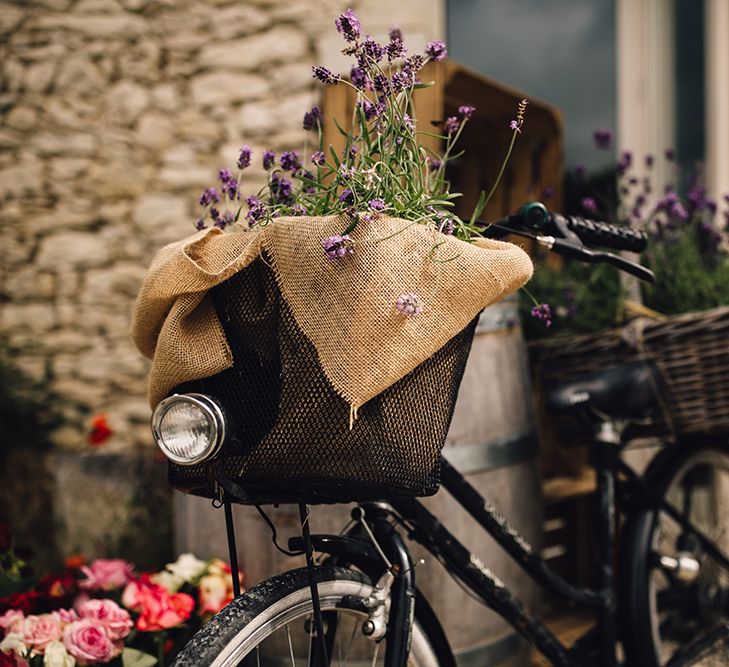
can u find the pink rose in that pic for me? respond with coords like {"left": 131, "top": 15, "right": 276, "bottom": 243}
{"left": 56, "top": 608, "right": 78, "bottom": 624}
{"left": 122, "top": 575, "right": 194, "bottom": 632}
{"left": 63, "top": 619, "right": 122, "bottom": 664}
{"left": 79, "top": 559, "right": 134, "bottom": 591}
{"left": 21, "top": 613, "right": 63, "bottom": 653}
{"left": 77, "top": 599, "right": 132, "bottom": 641}
{"left": 0, "top": 610, "right": 23, "bottom": 635}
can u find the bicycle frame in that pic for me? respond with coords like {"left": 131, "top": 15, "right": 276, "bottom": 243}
{"left": 223, "top": 423, "right": 729, "bottom": 667}
{"left": 357, "top": 432, "right": 729, "bottom": 667}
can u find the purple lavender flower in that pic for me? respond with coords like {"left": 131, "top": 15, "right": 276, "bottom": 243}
{"left": 387, "top": 27, "right": 406, "bottom": 61}
{"left": 300, "top": 169, "right": 316, "bottom": 193}
{"left": 322, "top": 234, "right": 355, "bottom": 259}
{"left": 618, "top": 151, "right": 633, "bottom": 175}
{"left": 280, "top": 150, "right": 301, "bottom": 172}
{"left": 198, "top": 187, "right": 220, "bottom": 206}
{"left": 395, "top": 292, "right": 424, "bottom": 318}
{"left": 530, "top": 303, "right": 552, "bottom": 328}
{"left": 574, "top": 163, "right": 586, "bottom": 179}
{"left": 509, "top": 119, "right": 521, "bottom": 133}
{"left": 311, "top": 150, "right": 326, "bottom": 166}
{"left": 593, "top": 128, "right": 613, "bottom": 150}
{"left": 214, "top": 210, "right": 235, "bottom": 229}
{"left": 195, "top": 218, "right": 207, "bottom": 231}
{"left": 581, "top": 197, "right": 598, "bottom": 213}
{"left": 291, "top": 203, "right": 308, "bottom": 216}
{"left": 665, "top": 148, "right": 676, "bottom": 161}
{"left": 361, "top": 37, "right": 385, "bottom": 64}
{"left": 335, "top": 8, "right": 361, "bottom": 42}
{"left": 368, "top": 198, "right": 385, "bottom": 211}
{"left": 390, "top": 71, "right": 409, "bottom": 92}
{"left": 338, "top": 188, "right": 354, "bottom": 204}
{"left": 403, "top": 54, "right": 424, "bottom": 74}
{"left": 541, "top": 186, "right": 555, "bottom": 199}
{"left": 428, "top": 157, "right": 442, "bottom": 171}
{"left": 350, "top": 66, "right": 369, "bottom": 90}
{"left": 313, "top": 66, "right": 339, "bottom": 85}
{"left": 271, "top": 172, "right": 294, "bottom": 204}
{"left": 210, "top": 207, "right": 221, "bottom": 223}
{"left": 237, "top": 145, "right": 252, "bottom": 169}
{"left": 262, "top": 149, "right": 276, "bottom": 170}
{"left": 303, "top": 106, "right": 322, "bottom": 131}
{"left": 219, "top": 168, "right": 238, "bottom": 199}
{"left": 443, "top": 116, "right": 460, "bottom": 136}
{"left": 645, "top": 154, "right": 654, "bottom": 168}
{"left": 458, "top": 105, "right": 475, "bottom": 120}
{"left": 425, "top": 40, "right": 447, "bottom": 62}
{"left": 360, "top": 99, "right": 376, "bottom": 120}
{"left": 373, "top": 74, "right": 390, "bottom": 96}
{"left": 402, "top": 113, "right": 415, "bottom": 133}
{"left": 246, "top": 195, "right": 265, "bottom": 226}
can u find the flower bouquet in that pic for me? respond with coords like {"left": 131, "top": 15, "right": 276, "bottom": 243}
{"left": 0, "top": 550, "right": 243, "bottom": 667}
{"left": 132, "top": 9, "right": 533, "bottom": 504}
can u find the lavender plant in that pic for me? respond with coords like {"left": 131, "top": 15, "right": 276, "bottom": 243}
{"left": 194, "top": 9, "right": 526, "bottom": 250}
{"left": 521, "top": 129, "right": 729, "bottom": 338}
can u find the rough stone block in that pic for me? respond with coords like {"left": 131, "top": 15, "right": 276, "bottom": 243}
{"left": 36, "top": 232, "right": 112, "bottom": 269}
{"left": 200, "top": 25, "right": 309, "bottom": 71}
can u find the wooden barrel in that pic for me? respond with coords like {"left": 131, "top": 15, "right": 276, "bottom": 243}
{"left": 413, "top": 295, "right": 542, "bottom": 666}
{"left": 175, "top": 297, "right": 541, "bottom": 665}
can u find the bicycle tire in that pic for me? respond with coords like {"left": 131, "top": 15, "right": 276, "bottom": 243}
{"left": 620, "top": 439, "right": 729, "bottom": 666}
{"left": 173, "top": 565, "right": 452, "bottom": 667}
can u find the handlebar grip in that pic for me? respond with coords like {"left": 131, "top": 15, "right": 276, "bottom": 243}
{"left": 553, "top": 214, "right": 647, "bottom": 253}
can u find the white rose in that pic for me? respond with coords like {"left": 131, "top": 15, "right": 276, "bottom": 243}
{"left": 44, "top": 640, "right": 75, "bottom": 667}
{"left": 165, "top": 553, "right": 207, "bottom": 583}
{"left": 150, "top": 569, "right": 185, "bottom": 592}
{"left": 0, "top": 632, "right": 28, "bottom": 656}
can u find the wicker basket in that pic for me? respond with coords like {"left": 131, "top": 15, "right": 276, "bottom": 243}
{"left": 528, "top": 306, "right": 729, "bottom": 447}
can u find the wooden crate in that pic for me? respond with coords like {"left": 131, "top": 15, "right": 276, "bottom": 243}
{"left": 322, "top": 60, "right": 564, "bottom": 220}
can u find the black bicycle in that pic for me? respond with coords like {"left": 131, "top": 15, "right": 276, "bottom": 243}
{"left": 170, "top": 206, "right": 729, "bottom": 667}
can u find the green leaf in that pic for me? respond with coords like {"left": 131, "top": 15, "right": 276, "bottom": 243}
{"left": 413, "top": 80, "right": 435, "bottom": 89}
{"left": 468, "top": 190, "right": 488, "bottom": 226}
{"left": 331, "top": 116, "right": 350, "bottom": 138}
{"left": 328, "top": 145, "right": 341, "bottom": 168}
{"left": 122, "top": 648, "right": 159, "bottom": 667}
{"left": 234, "top": 205, "right": 243, "bottom": 222}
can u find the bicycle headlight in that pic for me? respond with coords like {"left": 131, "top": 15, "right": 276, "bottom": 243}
{"left": 151, "top": 393, "right": 226, "bottom": 465}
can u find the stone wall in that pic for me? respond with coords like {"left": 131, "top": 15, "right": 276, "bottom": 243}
{"left": 0, "top": 0, "right": 443, "bottom": 450}
{"left": 0, "top": 0, "right": 443, "bottom": 559}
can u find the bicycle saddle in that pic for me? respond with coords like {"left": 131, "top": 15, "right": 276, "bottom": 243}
{"left": 547, "top": 361, "right": 662, "bottom": 421}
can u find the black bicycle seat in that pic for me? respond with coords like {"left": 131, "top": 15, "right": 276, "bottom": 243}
{"left": 547, "top": 361, "right": 662, "bottom": 421}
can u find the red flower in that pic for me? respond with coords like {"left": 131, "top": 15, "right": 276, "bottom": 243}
{"left": 88, "top": 414, "right": 113, "bottom": 446}
{"left": 64, "top": 554, "right": 86, "bottom": 570}
{"left": 0, "top": 591, "right": 40, "bottom": 615}
{"left": 122, "top": 575, "right": 194, "bottom": 632}
{"left": 36, "top": 572, "right": 78, "bottom": 611}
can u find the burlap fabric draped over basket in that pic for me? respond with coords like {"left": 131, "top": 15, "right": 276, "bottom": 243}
{"left": 132, "top": 215, "right": 533, "bottom": 503}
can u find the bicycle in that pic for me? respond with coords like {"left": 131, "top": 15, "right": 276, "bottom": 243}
{"left": 160, "top": 204, "right": 729, "bottom": 667}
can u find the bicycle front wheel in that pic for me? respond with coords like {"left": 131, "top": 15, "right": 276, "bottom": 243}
{"left": 174, "top": 565, "right": 449, "bottom": 667}
{"left": 621, "top": 440, "right": 729, "bottom": 666}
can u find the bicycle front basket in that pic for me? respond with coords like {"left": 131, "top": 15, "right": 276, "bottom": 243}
{"left": 167, "top": 256, "right": 478, "bottom": 505}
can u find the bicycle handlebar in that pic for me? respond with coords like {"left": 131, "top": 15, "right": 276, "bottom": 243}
{"left": 479, "top": 202, "right": 655, "bottom": 283}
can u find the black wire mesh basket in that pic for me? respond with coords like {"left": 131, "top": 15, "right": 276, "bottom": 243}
{"left": 167, "top": 256, "right": 477, "bottom": 505}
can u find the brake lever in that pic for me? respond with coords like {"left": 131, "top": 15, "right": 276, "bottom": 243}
{"left": 541, "top": 237, "right": 655, "bottom": 283}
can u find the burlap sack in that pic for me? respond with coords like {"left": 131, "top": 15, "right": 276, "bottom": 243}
{"left": 132, "top": 215, "right": 533, "bottom": 413}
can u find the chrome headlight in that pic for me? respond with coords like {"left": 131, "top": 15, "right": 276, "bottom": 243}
{"left": 151, "top": 393, "right": 226, "bottom": 465}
